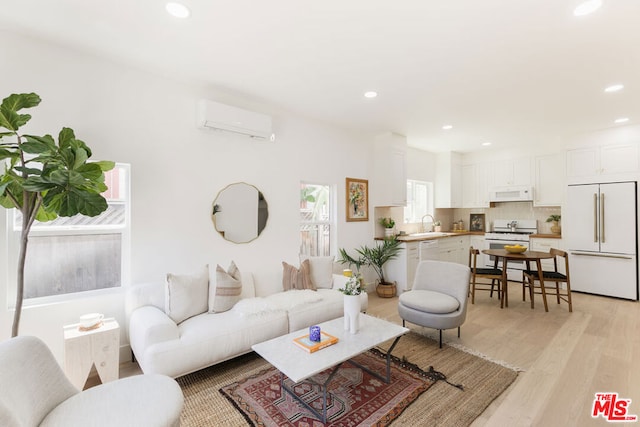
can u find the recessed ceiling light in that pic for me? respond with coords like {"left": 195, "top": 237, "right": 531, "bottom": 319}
{"left": 166, "top": 2, "right": 190, "bottom": 18}
{"left": 605, "top": 84, "right": 624, "bottom": 93}
{"left": 614, "top": 117, "right": 629, "bottom": 124}
{"left": 573, "top": 0, "right": 602, "bottom": 17}
{"left": 364, "top": 91, "right": 378, "bottom": 98}
{"left": 442, "top": 125, "right": 453, "bottom": 130}
{"left": 482, "top": 142, "right": 492, "bottom": 146}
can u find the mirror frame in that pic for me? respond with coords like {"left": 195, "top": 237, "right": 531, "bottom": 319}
{"left": 211, "top": 182, "right": 268, "bottom": 244}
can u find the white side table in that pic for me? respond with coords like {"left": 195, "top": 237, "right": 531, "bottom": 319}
{"left": 63, "top": 318, "right": 120, "bottom": 390}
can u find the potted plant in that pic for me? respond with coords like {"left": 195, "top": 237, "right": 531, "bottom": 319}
{"left": 434, "top": 220, "right": 442, "bottom": 232}
{"left": 337, "top": 274, "right": 362, "bottom": 333}
{"left": 378, "top": 217, "right": 396, "bottom": 237}
{"left": 546, "top": 214, "right": 561, "bottom": 234}
{"left": 359, "top": 238, "right": 403, "bottom": 298}
{"left": 0, "top": 93, "right": 114, "bottom": 337}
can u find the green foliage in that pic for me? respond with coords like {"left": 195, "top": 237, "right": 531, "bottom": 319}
{"left": 546, "top": 214, "right": 561, "bottom": 222}
{"left": 340, "top": 238, "right": 403, "bottom": 284}
{"left": 0, "top": 93, "right": 114, "bottom": 221}
{"left": 0, "top": 92, "right": 114, "bottom": 337}
{"left": 378, "top": 217, "right": 395, "bottom": 228}
{"left": 337, "top": 247, "right": 367, "bottom": 274}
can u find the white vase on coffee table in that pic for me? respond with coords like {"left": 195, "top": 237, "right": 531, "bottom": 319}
{"left": 343, "top": 294, "right": 360, "bottom": 334}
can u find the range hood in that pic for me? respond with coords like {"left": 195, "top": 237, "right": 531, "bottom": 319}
{"left": 489, "top": 185, "right": 534, "bottom": 202}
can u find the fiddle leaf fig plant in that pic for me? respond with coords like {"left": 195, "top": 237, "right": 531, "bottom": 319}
{"left": 0, "top": 93, "right": 114, "bottom": 337}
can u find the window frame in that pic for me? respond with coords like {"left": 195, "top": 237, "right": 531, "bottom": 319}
{"left": 5, "top": 163, "right": 131, "bottom": 307}
{"left": 404, "top": 179, "right": 434, "bottom": 224}
{"left": 299, "top": 181, "right": 336, "bottom": 257}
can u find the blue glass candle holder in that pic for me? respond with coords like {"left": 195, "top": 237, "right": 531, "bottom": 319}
{"left": 309, "top": 325, "right": 321, "bottom": 342}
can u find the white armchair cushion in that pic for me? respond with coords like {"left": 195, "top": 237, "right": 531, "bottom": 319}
{"left": 165, "top": 265, "right": 209, "bottom": 323}
{"left": 399, "top": 290, "right": 460, "bottom": 314}
{"left": 300, "top": 255, "right": 335, "bottom": 289}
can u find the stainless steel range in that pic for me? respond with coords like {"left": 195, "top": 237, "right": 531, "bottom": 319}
{"left": 484, "top": 219, "right": 537, "bottom": 280}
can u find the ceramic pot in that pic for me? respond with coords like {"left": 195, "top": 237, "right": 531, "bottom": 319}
{"left": 343, "top": 295, "right": 360, "bottom": 334}
{"left": 384, "top": 228, "right": 395, "bottom": 238}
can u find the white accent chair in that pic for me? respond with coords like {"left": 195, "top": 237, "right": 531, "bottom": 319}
{"left": 398, "top": 260, "right": 471, "bottom": 348}
{"left": 0, "top": 335, "right": 184, "bottom": 427}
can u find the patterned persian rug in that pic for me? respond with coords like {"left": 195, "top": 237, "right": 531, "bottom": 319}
{"left": 220, "top": 348, "right": 446, "bottom": 426}
{"left": 177, "top": 331, "right": 519, "bottom": 427}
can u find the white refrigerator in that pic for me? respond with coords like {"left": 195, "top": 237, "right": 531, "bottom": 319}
{"left": 564, "top": 182, "right": 638, "bottom": 300}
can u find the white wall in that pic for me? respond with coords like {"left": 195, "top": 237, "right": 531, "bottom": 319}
{"left": 0, "top": 30, "right": 377, "bottom": 361}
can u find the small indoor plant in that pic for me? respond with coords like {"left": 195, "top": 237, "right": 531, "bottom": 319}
{"left": 546, "top": 214, "right": 561, "bottom": 234}
{"left": 338, "top": 274, "right": 362, "bottom": 296}
{"left": 378, "top": 217, "right": 396, "bottom": 237}
{"left": 434, "top": 220, "right": 442, "bottom": 232}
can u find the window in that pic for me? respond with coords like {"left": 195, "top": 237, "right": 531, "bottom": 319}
{"left": 300, "top": 182, "right": 333, "bottom": 256}
{"left": 10, "top": 164, "right": 130, "bottom": 301}
{"left": 404, "top": 180, "right": 433, "bottom": 224}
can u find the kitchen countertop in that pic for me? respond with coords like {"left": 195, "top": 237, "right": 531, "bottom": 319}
{"left": 375, "top": 231, "right": 485, "bottom": 242}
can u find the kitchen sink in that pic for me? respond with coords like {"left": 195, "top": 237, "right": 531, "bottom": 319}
{"left": 408, "top": 232, "right": 450, "bottom": 237}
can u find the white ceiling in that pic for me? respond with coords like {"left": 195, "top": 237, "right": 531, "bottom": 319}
{"left": 1, "top": 0, "right": 639, "bottom": 153}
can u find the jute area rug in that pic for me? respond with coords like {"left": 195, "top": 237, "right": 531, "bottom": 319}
{"left": 176, "top": 331, "right": 518, "bottom": 426}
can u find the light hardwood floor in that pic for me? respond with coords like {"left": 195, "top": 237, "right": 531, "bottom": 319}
{"left": 116, "top": 287, "right": 640, "bottom": 426}
{"left": 367, "top": 287, "right": 640, "bottom": 426}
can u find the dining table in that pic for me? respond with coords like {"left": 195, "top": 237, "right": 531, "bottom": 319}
{"left": 481, "top": 249, "right": 555, "bottom": 309}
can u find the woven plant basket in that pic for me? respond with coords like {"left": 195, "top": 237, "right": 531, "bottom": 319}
{"left": 376, "top": 281, "right": 397, "bottom": 298}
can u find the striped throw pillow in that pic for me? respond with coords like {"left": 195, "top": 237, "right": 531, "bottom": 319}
{"left": 282, "top": 259, "right": 315, "bottom": 291}
{"left": 209, "top": 261, "right": 243, "bottom": 313}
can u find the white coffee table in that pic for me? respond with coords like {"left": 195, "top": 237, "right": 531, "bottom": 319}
{"left": 252, "top": 314, "right": 409, "bottom": 422}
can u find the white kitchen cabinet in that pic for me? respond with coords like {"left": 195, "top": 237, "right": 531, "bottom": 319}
{"left": 492, "top": 157, "right": 532, "bottom": 187}
{"left": 373, "top": 132, "right": 407, "bottom": 206}
{"left": 469, "top": 235, "right": 487, "bottom": 267}
{"left": 534, "top": 153, "right": 565, "bottom": 206}
{"left": 435, "top": 151, "right": 462, "bottom": 208}
{"left": 438, "top": 235, "right": 470, "bottom": 265}
{"left": 462, "top": 162, "right": 491, "bottom": 208}
{"left": 385, "top": 241, "right": 420, "bottom": 292}
{"left": 566, "top": 143, "right": 639, "bottom": 183}
{"left": 529, "top": 237, "right": 564, "bottom": 273}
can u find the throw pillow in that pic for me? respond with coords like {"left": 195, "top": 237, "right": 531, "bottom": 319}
{"left": 165, "top": 265, "right": 209, "bottom": 324}
{"left": 209, "top": 261, "right": 243, "bottom": 313}
{"left": 300, "top": 255, "right": 335, "bottom": 289}
{"left": 282, "top": 259, "right": 314, "bottom": 291}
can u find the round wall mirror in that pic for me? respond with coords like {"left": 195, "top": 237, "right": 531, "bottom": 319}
{"left": 211, "top": 182, "right": 268, "bottom": 243}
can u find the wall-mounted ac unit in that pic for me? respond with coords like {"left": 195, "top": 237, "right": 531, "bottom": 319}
{"left": 197, "top": 99, "right": 274, "bottom": 141}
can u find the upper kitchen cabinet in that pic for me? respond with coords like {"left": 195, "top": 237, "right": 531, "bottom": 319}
{"left": 435, "top": 151, "right": 462, "bottom": 208}
{"left": 534, "top": 152, "right": 565, "bottom": 206}
{"left": 566, "top": 143, "right": 640, "bottom": 184}
{"left": 462, "top": 162, "right": 491, "bottom": 208}
{"left": 491, "top": 157, "right": 532, "bottom": 187}
{"left": 373, "top": 132, "right": 407, "bottom": 206}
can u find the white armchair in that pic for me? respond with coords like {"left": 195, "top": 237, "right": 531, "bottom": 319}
{"left": 0, "top": 335, "right": 184, "bottom": 427}
{"left": 398, "top": 260, "right": 471, "bottom": 348}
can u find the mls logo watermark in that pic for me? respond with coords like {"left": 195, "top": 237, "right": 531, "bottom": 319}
{"left": 592, "top": 393, "right": 638, "bottom": 422}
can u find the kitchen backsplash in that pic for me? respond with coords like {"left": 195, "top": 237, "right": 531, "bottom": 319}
{"left": 376, "top": 202, "right": 562, "bottom": 235}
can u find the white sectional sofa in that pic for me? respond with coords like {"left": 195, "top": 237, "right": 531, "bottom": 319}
{"left": 127, "top": 264, "right": 368, "bottom": 378}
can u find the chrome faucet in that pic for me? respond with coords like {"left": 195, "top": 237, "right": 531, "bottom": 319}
{"left": 421, "top": 214, "right": 436, "bottom": 232}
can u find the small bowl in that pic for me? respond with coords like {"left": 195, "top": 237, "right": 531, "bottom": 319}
{"left": 504, "top": 245, "right": 527, "bottom": 253}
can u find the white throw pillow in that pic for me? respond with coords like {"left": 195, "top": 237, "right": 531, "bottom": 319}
{"left": 209, "top": 261, "right": 243, "bottom": 313}
{"left": 300, "top": 255, "right": 335, "bottom": 289}
{"left": 165, "top": 265, "right": 209, "bottom": 324}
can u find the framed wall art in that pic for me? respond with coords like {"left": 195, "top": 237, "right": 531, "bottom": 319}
{"left": 470, "top": 213, "right": 486, "bottom": 232}
{"left": 346, "top": 177, "right": 369, "bottom": 222}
